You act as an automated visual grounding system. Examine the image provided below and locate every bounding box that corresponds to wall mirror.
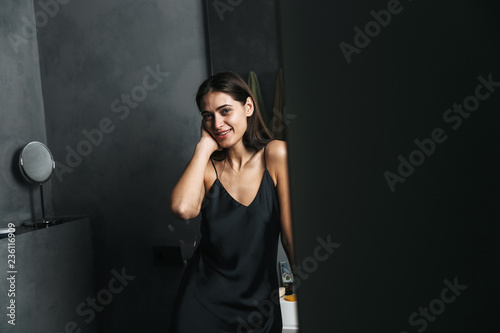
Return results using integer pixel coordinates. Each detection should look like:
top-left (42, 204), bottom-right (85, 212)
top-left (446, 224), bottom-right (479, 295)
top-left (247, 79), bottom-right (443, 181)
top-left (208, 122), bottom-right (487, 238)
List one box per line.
top-left (204, 0), bottom-right (284, 138)
top-left (204, 2), bottom-right (298, 331)
top-left (19, 141), bottom-right (58, 226)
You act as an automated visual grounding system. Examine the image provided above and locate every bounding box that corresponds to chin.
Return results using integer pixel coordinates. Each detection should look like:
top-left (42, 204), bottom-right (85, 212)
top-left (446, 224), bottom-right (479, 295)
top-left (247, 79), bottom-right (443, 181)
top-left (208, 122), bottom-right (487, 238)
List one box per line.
top-left (218, 141), bottom-right (233, 149)
top-left (219, 138), bottom-right (239, 149)
top-left (215, 131), bottom-right (243, 149)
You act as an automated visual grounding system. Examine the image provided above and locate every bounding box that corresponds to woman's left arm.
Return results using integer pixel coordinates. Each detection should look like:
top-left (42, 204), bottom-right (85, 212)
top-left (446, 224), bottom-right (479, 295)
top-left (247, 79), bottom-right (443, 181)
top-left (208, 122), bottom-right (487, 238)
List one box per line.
top-left (267, 140), bottom-right (294, 267)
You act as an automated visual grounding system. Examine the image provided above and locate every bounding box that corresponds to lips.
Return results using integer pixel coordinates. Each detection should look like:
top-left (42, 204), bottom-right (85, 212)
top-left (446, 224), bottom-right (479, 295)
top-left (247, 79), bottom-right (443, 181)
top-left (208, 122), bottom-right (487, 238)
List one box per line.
top-left (214, 129), bottom-right (231, 139)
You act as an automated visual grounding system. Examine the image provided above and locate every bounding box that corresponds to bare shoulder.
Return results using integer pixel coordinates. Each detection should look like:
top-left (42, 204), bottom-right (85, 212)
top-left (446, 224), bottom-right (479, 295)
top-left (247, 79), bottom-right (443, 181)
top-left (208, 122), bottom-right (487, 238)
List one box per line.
top-left (265, 140), bottom-right (288, 161)
top-left (265, 140), bottom-right (288, 185)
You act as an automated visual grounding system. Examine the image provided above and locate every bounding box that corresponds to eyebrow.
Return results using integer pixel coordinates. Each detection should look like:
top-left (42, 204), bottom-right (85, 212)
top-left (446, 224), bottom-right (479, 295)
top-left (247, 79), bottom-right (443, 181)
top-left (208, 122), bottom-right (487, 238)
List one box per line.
top-left (202, 104), bottom-right (232, 113)
top-left (216, 104), bottom-right (232, 111)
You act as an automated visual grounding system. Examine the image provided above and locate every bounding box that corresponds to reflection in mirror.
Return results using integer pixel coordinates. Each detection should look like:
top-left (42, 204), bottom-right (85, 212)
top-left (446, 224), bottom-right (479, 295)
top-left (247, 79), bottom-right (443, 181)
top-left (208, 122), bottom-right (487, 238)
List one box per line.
top-left (204, 0), bottom-right (284, 138)
top-left (19, 141), bottom-right (58, 226)
top-left (191, 2), bottom-right (299, 331)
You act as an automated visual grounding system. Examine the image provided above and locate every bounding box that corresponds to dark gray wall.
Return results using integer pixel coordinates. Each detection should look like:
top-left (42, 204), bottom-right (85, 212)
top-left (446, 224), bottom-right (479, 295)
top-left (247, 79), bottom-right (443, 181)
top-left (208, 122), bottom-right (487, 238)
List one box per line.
top-left (1, 4), bottom-right (95, 332)
top-left (36, 0), bottom-right (208, 331)
top-left (0, 218), bottom-right (95, 333)
top-left (280, 0), bottom-right (500, 332)
top-left (0, 0), bottom-right (52, 226)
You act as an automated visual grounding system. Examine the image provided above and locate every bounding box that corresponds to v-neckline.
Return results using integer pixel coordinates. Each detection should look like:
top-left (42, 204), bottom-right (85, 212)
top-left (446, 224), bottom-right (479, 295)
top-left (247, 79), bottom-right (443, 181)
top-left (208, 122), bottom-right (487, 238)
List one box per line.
top-left (215, 169), bottom-right (268, 208)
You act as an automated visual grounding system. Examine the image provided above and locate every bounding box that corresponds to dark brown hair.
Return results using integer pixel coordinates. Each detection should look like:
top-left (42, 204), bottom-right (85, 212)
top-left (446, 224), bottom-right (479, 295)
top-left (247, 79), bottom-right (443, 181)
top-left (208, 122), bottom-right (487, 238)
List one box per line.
top-left (196, 72), bottom-right (272, 160)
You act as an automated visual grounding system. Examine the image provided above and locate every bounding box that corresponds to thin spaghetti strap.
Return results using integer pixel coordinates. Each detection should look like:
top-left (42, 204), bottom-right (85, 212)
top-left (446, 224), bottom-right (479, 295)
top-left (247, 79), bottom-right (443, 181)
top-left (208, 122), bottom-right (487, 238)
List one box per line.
top-left (210, 158), bottom-right (218, 179)
top-left (263, 145), bottom-right (267, 169)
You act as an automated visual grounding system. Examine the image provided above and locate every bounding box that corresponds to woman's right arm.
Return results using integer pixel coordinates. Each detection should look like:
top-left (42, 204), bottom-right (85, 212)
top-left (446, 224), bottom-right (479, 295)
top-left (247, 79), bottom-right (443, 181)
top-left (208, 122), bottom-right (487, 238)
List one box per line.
top-left (169, 128), bottom-right (219, 220)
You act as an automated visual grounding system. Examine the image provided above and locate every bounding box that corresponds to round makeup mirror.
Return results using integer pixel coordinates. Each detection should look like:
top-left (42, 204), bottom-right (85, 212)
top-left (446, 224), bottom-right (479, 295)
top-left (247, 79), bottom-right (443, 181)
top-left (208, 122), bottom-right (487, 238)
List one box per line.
top-left (19, 141), bottom-right (58, 226)
top-left (19, 141), bottom-right (55, 183)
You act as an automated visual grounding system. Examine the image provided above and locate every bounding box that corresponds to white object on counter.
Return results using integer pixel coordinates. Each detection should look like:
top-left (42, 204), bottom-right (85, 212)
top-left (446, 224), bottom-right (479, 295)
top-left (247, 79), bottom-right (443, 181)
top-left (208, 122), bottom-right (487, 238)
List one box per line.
top-left (280, 296), bottom-right (299, 333)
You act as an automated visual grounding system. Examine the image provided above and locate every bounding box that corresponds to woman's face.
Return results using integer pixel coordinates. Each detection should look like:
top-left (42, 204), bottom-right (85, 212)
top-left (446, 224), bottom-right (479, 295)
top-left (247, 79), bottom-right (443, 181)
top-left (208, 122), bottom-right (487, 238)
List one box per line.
top-left (200, 91), bottom-right (254, 149)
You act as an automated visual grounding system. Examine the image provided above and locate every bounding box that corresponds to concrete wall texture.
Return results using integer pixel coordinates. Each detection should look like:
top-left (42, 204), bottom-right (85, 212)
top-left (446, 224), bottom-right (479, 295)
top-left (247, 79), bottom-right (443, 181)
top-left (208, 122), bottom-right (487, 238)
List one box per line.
top-left (0, 0), bottom-right (51, 225)
top-left (36, 0), bottom-right (208, 331)
top-left (0, 218), bottom-right (95, 332)
top-left (2, 0), bottom-right (208, 331)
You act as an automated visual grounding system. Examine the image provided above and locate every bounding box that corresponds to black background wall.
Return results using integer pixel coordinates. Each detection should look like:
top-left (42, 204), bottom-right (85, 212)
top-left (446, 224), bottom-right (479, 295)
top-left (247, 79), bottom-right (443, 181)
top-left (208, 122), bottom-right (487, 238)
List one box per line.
top-left (280, 0), bottom-right (500, 332)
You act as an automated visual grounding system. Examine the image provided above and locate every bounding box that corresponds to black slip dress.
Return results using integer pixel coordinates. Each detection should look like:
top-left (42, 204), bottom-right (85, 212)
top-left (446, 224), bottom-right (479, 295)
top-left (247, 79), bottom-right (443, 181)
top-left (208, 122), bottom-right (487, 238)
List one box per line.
top-left (169, 145), bottom-right (283, 333)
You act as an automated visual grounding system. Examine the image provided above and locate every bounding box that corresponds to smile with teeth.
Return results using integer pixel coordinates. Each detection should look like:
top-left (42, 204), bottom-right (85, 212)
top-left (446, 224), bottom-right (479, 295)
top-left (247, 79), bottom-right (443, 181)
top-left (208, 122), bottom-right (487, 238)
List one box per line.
top-left (215, 129), bottom-right (231, 138)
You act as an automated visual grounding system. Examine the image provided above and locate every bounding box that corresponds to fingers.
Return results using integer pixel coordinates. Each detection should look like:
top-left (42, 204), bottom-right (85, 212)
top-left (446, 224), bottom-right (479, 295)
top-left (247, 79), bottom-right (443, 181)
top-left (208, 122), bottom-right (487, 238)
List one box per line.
top-left (199, 120), bottom-right (221, 152)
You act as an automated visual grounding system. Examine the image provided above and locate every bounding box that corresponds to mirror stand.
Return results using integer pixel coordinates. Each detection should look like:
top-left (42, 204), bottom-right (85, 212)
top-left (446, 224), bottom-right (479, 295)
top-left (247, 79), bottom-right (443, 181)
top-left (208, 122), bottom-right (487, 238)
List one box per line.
top-left (23, 184), bottom-right (61, 227)
top-left (19, 141), bottom-right (61, 228)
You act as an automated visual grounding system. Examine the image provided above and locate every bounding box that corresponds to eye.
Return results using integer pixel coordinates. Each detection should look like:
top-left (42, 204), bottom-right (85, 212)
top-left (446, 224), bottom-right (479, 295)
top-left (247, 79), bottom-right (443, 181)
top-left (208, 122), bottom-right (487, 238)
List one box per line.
top-left (202, 113), bottom-right (213, 120)
top-left (221, 108), bottom-right (231, 115)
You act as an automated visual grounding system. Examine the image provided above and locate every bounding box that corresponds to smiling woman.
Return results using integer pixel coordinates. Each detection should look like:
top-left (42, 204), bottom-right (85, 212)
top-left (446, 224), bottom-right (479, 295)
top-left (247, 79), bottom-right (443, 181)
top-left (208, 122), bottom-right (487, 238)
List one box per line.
top-left (196, 72), bottom-right (273, 161)
top-left (168, 72), bottom-right (293, 333)
top-left (200, 91), bottom-right (254, 150)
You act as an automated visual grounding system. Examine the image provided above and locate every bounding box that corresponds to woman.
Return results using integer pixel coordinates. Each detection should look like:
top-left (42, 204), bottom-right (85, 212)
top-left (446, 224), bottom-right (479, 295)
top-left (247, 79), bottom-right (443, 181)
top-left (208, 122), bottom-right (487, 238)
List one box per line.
top-left (169, 72), bottom-right (293, 332)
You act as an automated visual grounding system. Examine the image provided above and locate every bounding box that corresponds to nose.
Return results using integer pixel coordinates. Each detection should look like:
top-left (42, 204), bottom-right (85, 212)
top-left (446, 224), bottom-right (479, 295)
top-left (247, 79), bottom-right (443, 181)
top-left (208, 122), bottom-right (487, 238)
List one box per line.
top-left (214, 114), bottom-right (224, 129)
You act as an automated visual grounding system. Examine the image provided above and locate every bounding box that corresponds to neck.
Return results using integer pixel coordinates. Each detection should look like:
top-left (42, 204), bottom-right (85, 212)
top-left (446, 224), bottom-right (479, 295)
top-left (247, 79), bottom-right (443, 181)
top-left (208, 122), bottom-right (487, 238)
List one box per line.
top-left (224, 142), bottom-right (256, 172)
